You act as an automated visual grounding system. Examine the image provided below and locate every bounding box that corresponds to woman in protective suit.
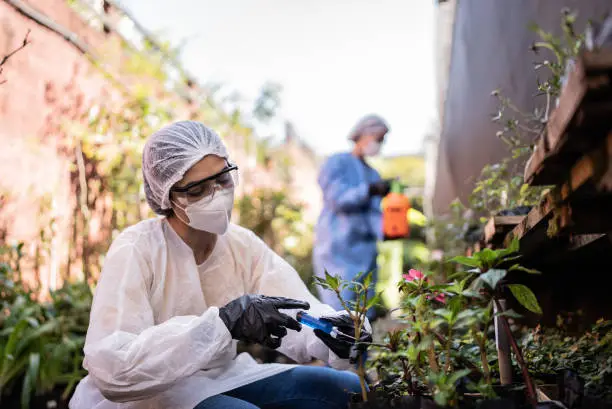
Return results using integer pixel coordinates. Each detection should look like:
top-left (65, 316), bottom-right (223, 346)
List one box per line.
top-left (313, 115), bottom-right (391, 320)
top-left (69, 121), bottom-right (371, 409)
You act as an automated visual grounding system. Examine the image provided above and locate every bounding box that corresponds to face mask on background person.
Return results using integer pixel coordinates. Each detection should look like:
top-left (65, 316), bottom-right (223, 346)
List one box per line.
top-left (362, 140), bottom-right (382, 156)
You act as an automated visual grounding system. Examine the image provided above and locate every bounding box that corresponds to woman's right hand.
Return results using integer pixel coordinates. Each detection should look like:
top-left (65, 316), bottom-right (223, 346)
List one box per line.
top-left (218, 295), bottom-right (310, 349)
top-left (368, 180), bottom-right (391, 197)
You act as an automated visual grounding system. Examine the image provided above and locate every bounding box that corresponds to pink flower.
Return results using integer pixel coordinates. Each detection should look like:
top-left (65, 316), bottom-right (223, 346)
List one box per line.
top-left (402, 269), bottom-right (446, 304)
top-left (403, 269), bottom-right (424, 282)
top-left (434, 293), bottom-right (446, 304)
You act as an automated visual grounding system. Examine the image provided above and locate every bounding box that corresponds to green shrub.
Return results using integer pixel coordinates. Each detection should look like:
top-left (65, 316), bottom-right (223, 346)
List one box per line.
top-left (0, 243), bottom-right (91, 408)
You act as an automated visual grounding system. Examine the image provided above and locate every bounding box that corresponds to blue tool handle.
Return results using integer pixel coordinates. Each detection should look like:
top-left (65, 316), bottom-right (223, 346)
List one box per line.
top-left (296, 311), bottom-right (334, 334)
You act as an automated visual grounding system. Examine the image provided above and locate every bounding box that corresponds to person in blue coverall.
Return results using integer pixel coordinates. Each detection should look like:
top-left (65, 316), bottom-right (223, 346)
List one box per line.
top-left (313, 114), bottom-right (391, 320)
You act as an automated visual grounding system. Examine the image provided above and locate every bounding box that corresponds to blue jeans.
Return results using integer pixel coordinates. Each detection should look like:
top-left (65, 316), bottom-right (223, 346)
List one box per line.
top-left (194, 366), bottom-right (362, 409)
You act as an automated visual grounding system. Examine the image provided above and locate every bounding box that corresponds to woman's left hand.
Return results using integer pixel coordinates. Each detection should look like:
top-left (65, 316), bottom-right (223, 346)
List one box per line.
top-left (313, 311), bottom-right (372, 361)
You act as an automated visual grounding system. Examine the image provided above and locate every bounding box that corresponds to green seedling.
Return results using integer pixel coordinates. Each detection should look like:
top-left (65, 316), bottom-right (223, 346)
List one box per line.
top-left (314, 271), bottom-right (382, 402)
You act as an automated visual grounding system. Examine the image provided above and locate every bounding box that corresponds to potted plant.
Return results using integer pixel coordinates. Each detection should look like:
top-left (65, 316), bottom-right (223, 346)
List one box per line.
top-left (521, 318), bottom-right (612, 409)
top-left (326, 239), bottom-right (557, 409)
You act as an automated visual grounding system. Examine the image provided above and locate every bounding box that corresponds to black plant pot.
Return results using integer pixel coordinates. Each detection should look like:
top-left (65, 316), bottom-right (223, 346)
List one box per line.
top-left (348, 391), bottom-right (429, 409)
top-left (554, 369), bottom-right (612, 409)
top-left (348, 391), bottom-right (521, 409)
top-left (347, 386), bottom-right (557, 409)
top-left (497, 206), bottom-right (533, 217)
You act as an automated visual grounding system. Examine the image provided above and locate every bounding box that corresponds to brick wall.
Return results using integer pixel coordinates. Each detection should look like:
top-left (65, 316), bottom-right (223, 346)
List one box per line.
top-left (0, 0), bottom-right (320, 290)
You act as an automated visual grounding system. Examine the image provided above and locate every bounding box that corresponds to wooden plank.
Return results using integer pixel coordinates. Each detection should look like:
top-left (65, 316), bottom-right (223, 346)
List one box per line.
top-left (525, 50), bottom-right (612, 186)
top-left (556, 197), bottom-right (612, 234)
top-left (545, 55), bottom-right (589, 155)
top-left (484, 215), bottom-right (524, 246)
top-left (506, 131), bottom-right (612, 249)
top-left (536, 387), bottom-right (555, 402)
top-left (568, 233), bottom-right (605, 250)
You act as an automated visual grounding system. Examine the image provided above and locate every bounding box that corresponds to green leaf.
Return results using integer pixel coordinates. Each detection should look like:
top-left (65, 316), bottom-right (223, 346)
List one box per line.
top-left (448, 368), bottom-right (472, 385)
top-left (314, 271), bottom-right (341, 291)
top-left (504, 237), bottom-right (520, 254)
top-left (434, 391), bottom-right (450, 407)
top-left (478, 269), bottom-right (507, 290)
top-left (433, 308), bottom-right (454, 322)
top-left (496, 309), bottom-right (523, 319)
top-left (449, 256), bottom-right (480, 268)
top-left (362, 271), bottom-right (373, 290)
top-left (0, 355), bottom-right (29, 389)
top-left (16, 320), bottom-right (58, 356)
top-left (365, 292), bottom-right (383, 311)
top-left (508, 284), bottom-right (542, 314)
top-left (324, 271), bottom-right (340, 289)
top-left (477, 248), bottom-right (498, 267)
top-left (509, 264), bottom-right (541, 274)
top-left (430, 318), bottom-right (446, 329)
top-left (447, 296), bottom-right (464, 316)
top-left (1, 319), bottom-right (28, 370)
top-left (446, 279), bottom-right (467, 294)
top-left (498, 254), bottom-right (522, 265)
top-left (462, 289), bottom-right (485, 299)
top-left (21, 353), bottom-right (40, 409)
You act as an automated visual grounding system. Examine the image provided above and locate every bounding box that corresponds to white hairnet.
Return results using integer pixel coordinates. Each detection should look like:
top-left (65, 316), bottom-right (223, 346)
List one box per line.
top-left (142, 120), bottom-right (229, 215)
top-left (347, 114), bottom-right (390, 141)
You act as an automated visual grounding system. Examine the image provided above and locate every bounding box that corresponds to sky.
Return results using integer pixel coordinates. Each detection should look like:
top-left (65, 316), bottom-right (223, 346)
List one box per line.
top-left (119, 0), bottom-right (437, 156)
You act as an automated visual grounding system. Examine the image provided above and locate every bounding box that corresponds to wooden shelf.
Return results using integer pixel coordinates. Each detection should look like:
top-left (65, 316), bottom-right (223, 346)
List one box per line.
top-left (525, 50), bottom-right (612, 186)
top-left (506, 130), bottom-right (612, 255)
top-left (483, 215), bottom-right (524, 248)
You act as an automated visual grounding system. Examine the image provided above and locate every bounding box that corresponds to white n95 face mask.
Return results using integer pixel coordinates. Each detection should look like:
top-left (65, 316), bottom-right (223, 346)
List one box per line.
top-left (174, 188), bottom-right (235, 234)
top-left (362, 140), bottom-right (381, 156)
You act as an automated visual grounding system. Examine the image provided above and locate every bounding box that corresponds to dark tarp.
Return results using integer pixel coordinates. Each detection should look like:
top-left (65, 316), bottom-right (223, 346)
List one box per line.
top-left (432, 0), bottom-right (611, 215)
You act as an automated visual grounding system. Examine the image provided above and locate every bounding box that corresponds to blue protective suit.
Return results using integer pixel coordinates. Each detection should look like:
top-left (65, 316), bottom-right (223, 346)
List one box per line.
top-left (313, 152), bottom-right (382, 316)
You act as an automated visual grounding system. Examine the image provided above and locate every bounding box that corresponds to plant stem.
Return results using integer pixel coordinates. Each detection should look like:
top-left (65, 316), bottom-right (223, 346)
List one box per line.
top-left (75, 140), bottom-right (92, 280)
top-left (363, 342), bottom-right (389, 349)
top-left (421, 321), bottom-right (439, 372)
top-left (423, 327), bottom-right (440, 373)
top-left (478, 333), bottom-right (491, 384)
top-left (444, 327), bottom-right (452, 373)
top-left (493, 298), bottom-right (537, 408)
top-left (400, 358), bottom-right (410, 381)
top-left (353, 318), bottom-right (368, 402)
top-left (411, 312), bottom-right (424, 376)
top-left (427, 343), bottom-right (440, 373)
top-left (332, 288), bottom-right (367, 401)
top-left (334, 289), bottom-right (352, 319)
top-left (0, 30), bottom-right (30, 72)
top-left (357, 357), bottom-right (368, 402)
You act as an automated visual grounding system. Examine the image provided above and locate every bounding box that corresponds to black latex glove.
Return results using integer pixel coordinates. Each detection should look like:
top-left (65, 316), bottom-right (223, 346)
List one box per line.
top-left (219, 295), bottom-right (310, 349)
top-left (313, 313), bottom-right (372, 362)
top-left (368, 180), bottom-right (391, 197)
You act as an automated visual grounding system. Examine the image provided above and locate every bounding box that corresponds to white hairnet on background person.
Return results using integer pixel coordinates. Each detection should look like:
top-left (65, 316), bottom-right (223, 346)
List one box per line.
top-left (347, 114), bottom-right (390, 141)
top-left (142, 120), bottom-right (229, 215)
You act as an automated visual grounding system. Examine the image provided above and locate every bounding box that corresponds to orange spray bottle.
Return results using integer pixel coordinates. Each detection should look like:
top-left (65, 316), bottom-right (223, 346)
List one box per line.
top-left (382, 180), bottom-right (411, 240)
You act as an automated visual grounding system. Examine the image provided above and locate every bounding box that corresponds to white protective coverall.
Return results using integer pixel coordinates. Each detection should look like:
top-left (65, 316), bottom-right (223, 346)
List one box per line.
top-left (69, 218), bottom-right (345, 409)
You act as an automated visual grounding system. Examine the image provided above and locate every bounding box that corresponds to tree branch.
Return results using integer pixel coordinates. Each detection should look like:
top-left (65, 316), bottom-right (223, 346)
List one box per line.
top-left (0, 29), bottom-right (31, 84)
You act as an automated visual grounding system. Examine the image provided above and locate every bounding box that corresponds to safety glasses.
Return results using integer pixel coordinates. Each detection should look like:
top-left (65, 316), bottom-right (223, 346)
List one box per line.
top-left (171, 162), bottom-right (239, 206)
